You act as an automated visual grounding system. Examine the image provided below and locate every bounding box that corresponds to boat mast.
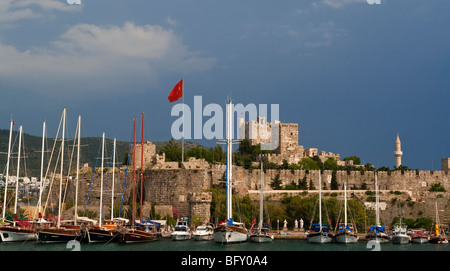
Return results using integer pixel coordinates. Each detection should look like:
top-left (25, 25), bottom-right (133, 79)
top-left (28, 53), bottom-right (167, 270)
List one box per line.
top-left (226, 100), bottom-right (233, 221)
top-left (140, 112), bottom-right (144, 223)
top-left (111, 138), bottom-right (116, 220)
top-left (344, 181), bottom-right (347, 227)
top-left (2, 120), bottom-right (14, 220)
top-left (75, 116), bottom-right (80, 225)
top-left (132, 117), bottom-right (136, 226)
top-left (99, 132), bottom-right (105, 227)
top-left (259, 162), bottom-right (264, 233)
top-left (319, 170), bottom-right (322, 232)
top-left (13, 125), bottom-right (23, 226)
top-left (38, 121), bottom-right (46, 218)
top-left (57, 108), bottom-right (66, 229)
top-left (375, 171), bottom-right (379, 226)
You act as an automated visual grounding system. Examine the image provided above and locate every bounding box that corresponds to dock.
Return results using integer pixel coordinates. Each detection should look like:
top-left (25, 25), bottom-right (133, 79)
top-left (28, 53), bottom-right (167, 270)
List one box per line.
top-left (272, 230), bottom-right (368, 240)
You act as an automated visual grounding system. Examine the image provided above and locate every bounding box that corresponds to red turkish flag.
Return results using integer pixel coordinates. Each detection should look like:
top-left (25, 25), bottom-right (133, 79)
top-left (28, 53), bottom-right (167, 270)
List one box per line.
top-left (168, 79), bottom-right (183, 102)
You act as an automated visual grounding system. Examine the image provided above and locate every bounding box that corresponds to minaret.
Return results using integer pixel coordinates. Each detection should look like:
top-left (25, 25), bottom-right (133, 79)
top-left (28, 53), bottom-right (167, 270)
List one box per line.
top-left (394, 133), bottom-right (403, 168)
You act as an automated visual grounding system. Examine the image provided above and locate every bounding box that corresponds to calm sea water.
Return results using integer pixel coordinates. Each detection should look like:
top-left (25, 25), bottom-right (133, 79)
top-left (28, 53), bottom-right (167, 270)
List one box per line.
top-left (0, 238), bottom-right (449, 252)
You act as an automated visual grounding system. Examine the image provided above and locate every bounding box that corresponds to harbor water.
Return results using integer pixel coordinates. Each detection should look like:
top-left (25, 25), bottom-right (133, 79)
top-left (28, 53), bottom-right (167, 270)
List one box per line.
top-left (0, 238), bottom-right (448, 251)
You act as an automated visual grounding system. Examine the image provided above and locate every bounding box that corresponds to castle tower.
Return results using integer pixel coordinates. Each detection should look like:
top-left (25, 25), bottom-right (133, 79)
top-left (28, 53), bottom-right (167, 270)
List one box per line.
top-left (394, 133), bottom-right (403, 168)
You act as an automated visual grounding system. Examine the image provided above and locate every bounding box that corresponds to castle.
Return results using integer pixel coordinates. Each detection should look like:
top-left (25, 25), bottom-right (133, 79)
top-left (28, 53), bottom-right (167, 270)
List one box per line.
top-left (239, 117), bottom-right (347, 166)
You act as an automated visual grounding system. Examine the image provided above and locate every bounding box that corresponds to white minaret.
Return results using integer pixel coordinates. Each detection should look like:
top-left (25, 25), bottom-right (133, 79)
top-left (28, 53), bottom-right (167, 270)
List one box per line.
top-left (394, 133), bottom-right (403, 168)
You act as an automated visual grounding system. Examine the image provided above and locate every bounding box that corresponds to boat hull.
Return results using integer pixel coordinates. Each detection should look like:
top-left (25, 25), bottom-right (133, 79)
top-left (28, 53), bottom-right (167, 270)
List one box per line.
top-left (0, 227), bottom-right (37, 242)
top-left (193, 233), bottom-right (213, 241)
top-left (307, 233), bottom-right (333, 243)
top-left (38, 228), bottom-right (82, 243)
top-left (392, 235), bottom-right (410, 244)
top-left (249, 234), bottom-right (273, 243)
top-left (83, 228), bottom-right (120, 243)
top-left (429, 236), bottom-right (448, 244)
top-left (214, 225), bottom-right (248, 244)
top-left (411, 237), bottom-right (428, 244)
top-left (171, 233), bottom-right (192, 241)
top-left (334, 232), bottom-right (358, 244)
top-left (366, 235), bottom-right (390, 243)
top-left (120, 228), bottom-right (159, 243)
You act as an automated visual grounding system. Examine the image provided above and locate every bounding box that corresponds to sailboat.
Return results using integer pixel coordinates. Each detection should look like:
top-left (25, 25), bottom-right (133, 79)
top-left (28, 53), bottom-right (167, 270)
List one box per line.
top-left (249, 162), bottom-right (273, 243)
top-left (213, 99), bottom-right (248, 244)
top-left (0, 124), bottom-right (38, 242)
top-left (429, 199), bottom-right (448, 244)
top-left (307, 171), bottom-right (334, 243)
top-left (83, 133), bottom-right (121, 243)
top-left (38, 109), bottom-right (83, 242)
top-left (334, 182), bottom-right (358, 243)
top-left (120, 114), bottom-right (159, 243)
top-left (365, 171), bottom-right (390, 243)
top-left (392, 206), bottom-right (410, 244)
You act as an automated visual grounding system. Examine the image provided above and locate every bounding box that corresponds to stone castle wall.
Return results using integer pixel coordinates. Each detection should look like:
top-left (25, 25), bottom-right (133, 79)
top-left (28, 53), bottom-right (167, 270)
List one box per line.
top-left (50, 166), bottom-right (450, 227)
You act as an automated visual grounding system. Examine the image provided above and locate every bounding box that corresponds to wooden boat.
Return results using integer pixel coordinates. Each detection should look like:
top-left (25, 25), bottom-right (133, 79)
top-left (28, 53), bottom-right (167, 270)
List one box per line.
top-left (334, 182), bottom-right (358, 244)
top-left (38, 109), bottom-right (83, 243)
top-left (0, 125), bottom-right (37, 242)
top-left (83, 223), bottom-right (120, 243)
top-left (307, 171), bottom-right (333, 243)
top-left (410, 229), bottom-right (429, 244)
top-left (38, 224), bottom-right (82, 243)
top-left (249, 162), bottom-right (273, 243)
top-left (214, 220), bottom-right (249, 244)
top-left (119, 114), bottom-right (160, 244)
top-left (119, 225), bottom-right (159, 243)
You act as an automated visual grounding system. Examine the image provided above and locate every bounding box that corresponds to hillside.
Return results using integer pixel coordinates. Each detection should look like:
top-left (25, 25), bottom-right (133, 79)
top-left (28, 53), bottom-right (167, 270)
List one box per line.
top-left (0, 129), bottom-right (202, 177)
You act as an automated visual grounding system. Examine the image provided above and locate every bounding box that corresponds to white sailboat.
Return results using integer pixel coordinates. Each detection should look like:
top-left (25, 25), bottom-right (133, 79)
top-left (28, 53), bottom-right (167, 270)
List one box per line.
top-left (307, 171), bottom-right (333, 243)
top-left (0, 124), bottom-right (38, 242)
top-left (249, 162), bottom-right (273, 243)
top-left (334, 182), bottom-right (358, 243)
top-left (213, 99), bottom-right (248, 244)
top-left (365, 171), bottom-right (390, 243)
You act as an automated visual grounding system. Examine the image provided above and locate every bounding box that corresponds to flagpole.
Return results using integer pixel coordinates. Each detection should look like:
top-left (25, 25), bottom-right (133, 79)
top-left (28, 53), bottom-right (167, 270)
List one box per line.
top-left (182, 78), bottom-right (184, 163)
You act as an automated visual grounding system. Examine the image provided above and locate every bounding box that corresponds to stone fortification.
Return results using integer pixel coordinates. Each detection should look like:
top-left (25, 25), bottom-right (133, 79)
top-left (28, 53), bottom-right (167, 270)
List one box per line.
top-left (46, 165), bottom-right (449, 227)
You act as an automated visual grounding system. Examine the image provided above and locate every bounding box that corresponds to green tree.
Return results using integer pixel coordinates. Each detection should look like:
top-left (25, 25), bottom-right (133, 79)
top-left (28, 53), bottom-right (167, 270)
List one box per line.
top-left (343, 156), bottom-right (361, 165)
top-left (298, 177), bottom-right (308, 190)
top-left (299, 158), bottom-right (319, 170)
top-left (324, 158), bottom-right (339, 170)
top-left (159, 139), bottom-right (182, 162)
top-left (330, 170), bottom-right (339, 190)
top-left (429, 182), bottom-right (446, 192)
top-left (270, 174), bottom-right (282, 190)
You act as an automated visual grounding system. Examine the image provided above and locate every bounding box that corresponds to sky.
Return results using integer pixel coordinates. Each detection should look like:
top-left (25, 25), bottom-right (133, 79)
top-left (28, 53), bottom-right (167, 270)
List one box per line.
top-left (0, 0), bottom-right (449, 170)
